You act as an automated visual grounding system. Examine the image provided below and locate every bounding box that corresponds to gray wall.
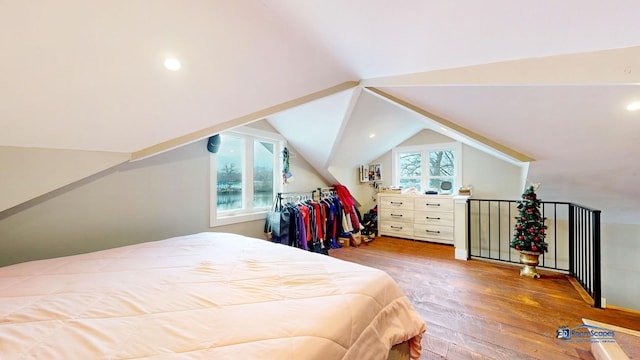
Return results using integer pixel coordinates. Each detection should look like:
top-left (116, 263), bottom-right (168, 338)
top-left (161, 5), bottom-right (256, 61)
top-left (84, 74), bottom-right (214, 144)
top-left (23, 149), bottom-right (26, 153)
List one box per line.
top-left (0, 129), bottom-right (328, 267)
top-left (0, 140), bottom-right (212, 266)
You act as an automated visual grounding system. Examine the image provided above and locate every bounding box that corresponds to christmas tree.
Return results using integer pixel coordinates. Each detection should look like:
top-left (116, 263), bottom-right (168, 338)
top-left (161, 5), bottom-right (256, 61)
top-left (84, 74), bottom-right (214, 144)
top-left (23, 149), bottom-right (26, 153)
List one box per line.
top-left (510, 184), bottom-right (548, 253)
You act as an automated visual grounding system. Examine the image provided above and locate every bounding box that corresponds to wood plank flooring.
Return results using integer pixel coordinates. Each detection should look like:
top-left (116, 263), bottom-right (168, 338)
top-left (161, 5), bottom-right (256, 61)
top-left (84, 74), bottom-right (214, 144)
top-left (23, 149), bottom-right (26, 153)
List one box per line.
top-left (330, 236), bottom-right (640, 360)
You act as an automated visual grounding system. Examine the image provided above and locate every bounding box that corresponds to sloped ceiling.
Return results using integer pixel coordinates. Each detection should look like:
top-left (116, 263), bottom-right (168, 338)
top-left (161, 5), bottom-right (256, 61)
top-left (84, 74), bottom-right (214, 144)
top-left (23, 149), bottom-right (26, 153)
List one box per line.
top-left (0, 1), bottom-right (354, 152)
top-left (268, 88), bottom-right (357, 182)
top-left (327, 90), bottom-right (431, 168)
top-left (2, 1), bottom-right (640, 223)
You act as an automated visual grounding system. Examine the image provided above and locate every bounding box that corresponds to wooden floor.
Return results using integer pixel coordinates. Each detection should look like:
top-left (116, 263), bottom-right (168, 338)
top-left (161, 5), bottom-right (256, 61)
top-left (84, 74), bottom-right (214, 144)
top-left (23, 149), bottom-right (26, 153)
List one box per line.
top-left (330, 236), bottom-right (640, 360)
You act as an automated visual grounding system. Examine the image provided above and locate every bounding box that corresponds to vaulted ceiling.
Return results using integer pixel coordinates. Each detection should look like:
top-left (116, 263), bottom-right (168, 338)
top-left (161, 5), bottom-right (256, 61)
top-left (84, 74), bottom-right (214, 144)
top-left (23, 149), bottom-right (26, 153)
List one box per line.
top-left (2, 1), bottom-right (640, 223)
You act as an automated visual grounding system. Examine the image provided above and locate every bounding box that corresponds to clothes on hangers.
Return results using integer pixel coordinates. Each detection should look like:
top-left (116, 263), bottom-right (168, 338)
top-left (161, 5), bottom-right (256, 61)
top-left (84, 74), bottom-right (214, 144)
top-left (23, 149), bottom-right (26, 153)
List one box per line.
top-left (332, 184), bottom-right (362, 231)
top-left (268, 190), bottom-right (350, 254)
top-left (269, 186), bottom-right (365, 252)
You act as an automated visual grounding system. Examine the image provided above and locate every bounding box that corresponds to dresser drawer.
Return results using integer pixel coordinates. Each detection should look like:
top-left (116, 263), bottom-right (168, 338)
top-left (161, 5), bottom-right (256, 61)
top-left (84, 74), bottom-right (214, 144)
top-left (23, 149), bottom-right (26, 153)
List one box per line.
top-left (380, 208), bottom-right (414, 223)
top-left (414, 210), bottom-right (454, 225)
top-left (379, 196), bottom-right (414, 210)
top-left (414, 224), bottom-right (454, 241)
top-left (414, 197), bottom-right (453, 212)
top-left (378, 193), bottom-right (457, 244)
top-left (380, 223), bottom-right (414, 238)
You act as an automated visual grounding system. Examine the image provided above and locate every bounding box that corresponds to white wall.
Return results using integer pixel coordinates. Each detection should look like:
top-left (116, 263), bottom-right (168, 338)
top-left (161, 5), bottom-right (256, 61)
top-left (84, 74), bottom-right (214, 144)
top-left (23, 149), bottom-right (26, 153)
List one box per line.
top-left (282, 147), bottom-right (330, 193)
top-left (357, 129), bottom-right (526, 212)
top-left (358, 150), bottom-right (392, 211)
top-left (600, 222), bottom-right (640, 310)
top-left (461, 144), bottom-right (526, 200)
top-left (328, 165), bottom-right (365, 209)
top-left (247, 120), bottom-right (329, 194)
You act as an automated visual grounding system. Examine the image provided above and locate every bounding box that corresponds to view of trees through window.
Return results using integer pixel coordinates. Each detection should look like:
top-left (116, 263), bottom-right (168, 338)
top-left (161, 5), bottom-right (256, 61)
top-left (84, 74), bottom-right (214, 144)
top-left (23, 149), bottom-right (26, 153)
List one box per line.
top-left (216, 134), bottom-right (275, 211)
top-left (428, 150), bottom-right (454, 191)
top-left (398, 152), bottom-right (422, 190)
top-left (253, 141), bottom-right (274, 207)
top-left (398, 149), bottom-right (455, 192)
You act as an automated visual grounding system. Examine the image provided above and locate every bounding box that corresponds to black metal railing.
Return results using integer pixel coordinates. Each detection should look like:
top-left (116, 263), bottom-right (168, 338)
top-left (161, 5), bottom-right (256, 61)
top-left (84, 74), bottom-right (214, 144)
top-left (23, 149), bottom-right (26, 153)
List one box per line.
top-left (466, 199), bottom-right (602, 308)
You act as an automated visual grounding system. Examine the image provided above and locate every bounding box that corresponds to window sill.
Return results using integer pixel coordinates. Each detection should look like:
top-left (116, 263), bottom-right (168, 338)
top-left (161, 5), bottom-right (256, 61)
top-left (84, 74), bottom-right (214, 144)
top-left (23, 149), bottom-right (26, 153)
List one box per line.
top-left (210, 210), bottom-right (268, 227)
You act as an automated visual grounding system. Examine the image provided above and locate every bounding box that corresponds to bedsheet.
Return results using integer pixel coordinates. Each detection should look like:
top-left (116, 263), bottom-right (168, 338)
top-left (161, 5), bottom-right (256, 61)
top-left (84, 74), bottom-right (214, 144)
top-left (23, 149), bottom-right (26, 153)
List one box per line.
top-left (0, 232), bottom-right (425, 359)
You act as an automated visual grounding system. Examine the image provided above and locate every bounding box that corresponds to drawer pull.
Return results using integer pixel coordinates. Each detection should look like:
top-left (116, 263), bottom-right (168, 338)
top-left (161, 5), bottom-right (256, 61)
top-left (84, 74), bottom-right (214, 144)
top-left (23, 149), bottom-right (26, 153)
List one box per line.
top-left (390, 213), bottom-right (403, 217)
top-left (425, 216), bottom-right (441, 220)
top-left (426, 203), bottom-right (441, 207)
top-left (424, 229), bottom-right (441, 234)
top-left (390, 201), bottom-right (403, 205)
top-left (390, 226), bottom-right (403, 230)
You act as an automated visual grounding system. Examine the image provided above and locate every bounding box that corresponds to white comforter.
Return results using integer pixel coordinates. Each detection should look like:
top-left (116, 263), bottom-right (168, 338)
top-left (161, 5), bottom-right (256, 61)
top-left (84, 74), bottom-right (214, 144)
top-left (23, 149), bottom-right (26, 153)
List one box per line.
top-left (0, 232), bottom-right (425, 359)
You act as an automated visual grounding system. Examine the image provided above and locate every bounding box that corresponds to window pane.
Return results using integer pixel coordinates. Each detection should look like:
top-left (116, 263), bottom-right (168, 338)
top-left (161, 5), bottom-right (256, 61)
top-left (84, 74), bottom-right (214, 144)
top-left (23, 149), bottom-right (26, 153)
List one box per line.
top-left (399, 152), bottom-right (421, 176)
top-left (216, 135), bottom-right (243, 210)
top-left (253, 140), bottom-right (274, 208)
top-left (429, 150), bottom-right (454, 176)
top-left (399, 178), bottom-right (421, 191)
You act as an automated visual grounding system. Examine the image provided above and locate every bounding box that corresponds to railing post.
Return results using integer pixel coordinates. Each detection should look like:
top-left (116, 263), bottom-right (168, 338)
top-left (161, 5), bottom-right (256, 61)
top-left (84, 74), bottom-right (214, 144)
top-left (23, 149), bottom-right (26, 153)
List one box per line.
top-left (568, 205), bottom-right (575, 277)
top-left (466, 198), bottom-right (471, 260)
top-left (592, 210), bottom-right (602, 308)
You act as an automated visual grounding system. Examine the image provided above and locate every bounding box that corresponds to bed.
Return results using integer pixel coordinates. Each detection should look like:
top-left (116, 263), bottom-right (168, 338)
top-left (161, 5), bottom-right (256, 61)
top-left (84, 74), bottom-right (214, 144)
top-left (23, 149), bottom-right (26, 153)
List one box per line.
top-left (0, 232), bottom-right (425, 359)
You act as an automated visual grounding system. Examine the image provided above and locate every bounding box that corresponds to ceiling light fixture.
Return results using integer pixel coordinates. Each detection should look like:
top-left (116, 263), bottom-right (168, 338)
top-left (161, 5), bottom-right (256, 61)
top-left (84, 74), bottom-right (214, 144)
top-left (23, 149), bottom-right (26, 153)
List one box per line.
top-left (627, 101), bottom-right (640, 111)
top-left (164, 58), bottom-right (181, 71)
top-left (369, 133), bottom-right (375, 138)
top-left (626, 102), bottom-right (640, 111)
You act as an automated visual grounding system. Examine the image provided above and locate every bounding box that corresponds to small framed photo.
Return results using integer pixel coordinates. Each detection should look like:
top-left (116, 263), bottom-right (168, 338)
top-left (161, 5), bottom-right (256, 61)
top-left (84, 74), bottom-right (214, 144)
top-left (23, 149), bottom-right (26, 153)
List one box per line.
top-left (368, 164), bottom-right (381, 181)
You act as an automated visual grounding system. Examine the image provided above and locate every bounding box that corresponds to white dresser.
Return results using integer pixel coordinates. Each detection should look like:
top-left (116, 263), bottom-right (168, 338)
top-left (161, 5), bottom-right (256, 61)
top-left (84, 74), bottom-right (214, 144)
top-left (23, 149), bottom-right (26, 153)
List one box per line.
top-left (378, 193), bottom-right (455, 245)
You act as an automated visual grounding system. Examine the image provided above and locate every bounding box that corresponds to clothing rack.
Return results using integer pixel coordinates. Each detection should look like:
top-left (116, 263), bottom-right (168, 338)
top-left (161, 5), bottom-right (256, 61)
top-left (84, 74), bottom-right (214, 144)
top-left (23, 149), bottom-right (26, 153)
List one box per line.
top-left (270, 189), bottom-right (336, 253)
top-left (277, 190), bottom-right (316, 202)
top-left (316, 187), bottom-right (336, 200)
top-left (268, 186), bottom-right (359, 252)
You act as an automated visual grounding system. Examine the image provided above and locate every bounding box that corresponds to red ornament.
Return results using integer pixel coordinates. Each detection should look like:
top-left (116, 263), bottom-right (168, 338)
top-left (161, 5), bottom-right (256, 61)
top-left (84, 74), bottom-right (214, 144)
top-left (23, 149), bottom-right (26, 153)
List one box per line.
top-left (527, 208), bottom-right (533, 213)
top-left (539, 229), bottom-right (545, 234)
top-left (522, 217), bottom-right (527, 221)
top-left (534, 237), bottom-right (539, 242)
top-left (515, 245), bottom-right (520, 250)
top-left (529, 228), bottom-right (535, 233)
top-left (518, 235), bottom-right (524, 240)
top-left (517, 225), bottom-right (522, 230)
top-left (531, 245), bottom-right (538, 252)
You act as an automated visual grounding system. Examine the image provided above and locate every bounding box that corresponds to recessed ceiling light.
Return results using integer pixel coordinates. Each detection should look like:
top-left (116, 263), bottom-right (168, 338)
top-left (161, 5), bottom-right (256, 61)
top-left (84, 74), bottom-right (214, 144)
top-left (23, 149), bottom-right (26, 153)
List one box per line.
top-left (626, 102), bottom-right (640, 111)
top-left (164, 58), bottom-right (181, 71)
top-left (369, 133), bottom-right (375, 138)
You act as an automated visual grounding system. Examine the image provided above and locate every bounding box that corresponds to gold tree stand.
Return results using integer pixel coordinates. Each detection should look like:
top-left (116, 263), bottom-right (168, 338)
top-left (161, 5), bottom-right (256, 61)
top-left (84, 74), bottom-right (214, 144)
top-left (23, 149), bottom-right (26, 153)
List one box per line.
top-left (519, 251), bottom-right (541, 279)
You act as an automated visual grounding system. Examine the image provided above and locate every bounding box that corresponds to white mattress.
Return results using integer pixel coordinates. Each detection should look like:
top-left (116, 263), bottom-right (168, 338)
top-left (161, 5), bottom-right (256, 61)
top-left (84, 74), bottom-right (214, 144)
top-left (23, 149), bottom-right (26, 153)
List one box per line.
top-left (0, 232), bottom-right (425, 359)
